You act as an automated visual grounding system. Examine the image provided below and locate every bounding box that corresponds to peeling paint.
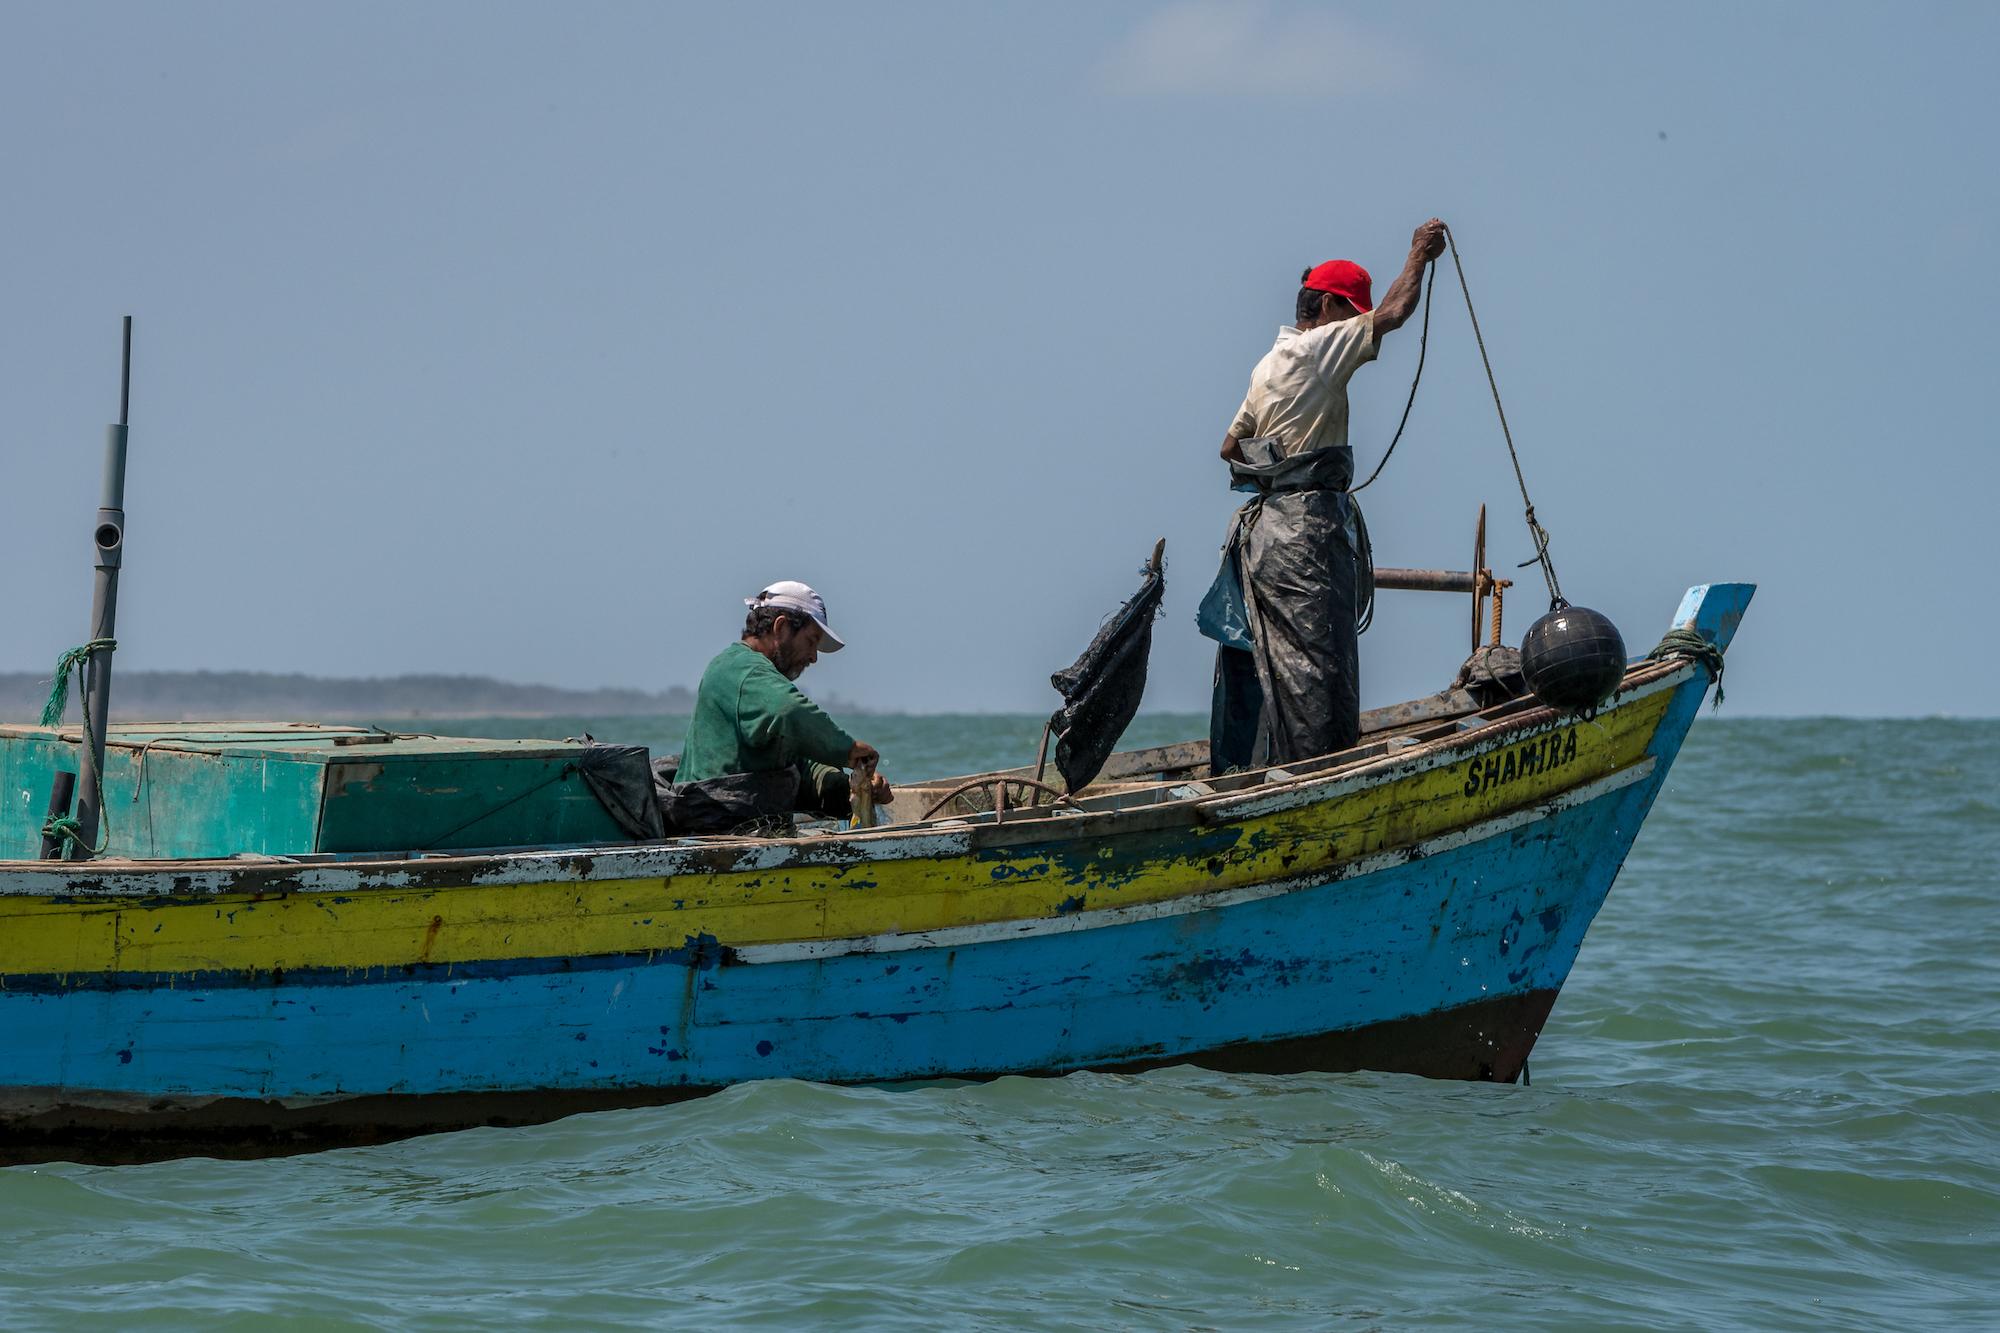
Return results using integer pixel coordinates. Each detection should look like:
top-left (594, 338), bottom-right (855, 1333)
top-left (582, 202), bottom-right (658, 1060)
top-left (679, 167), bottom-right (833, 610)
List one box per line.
top-left (0, 609), bottom-right (1748, 1158)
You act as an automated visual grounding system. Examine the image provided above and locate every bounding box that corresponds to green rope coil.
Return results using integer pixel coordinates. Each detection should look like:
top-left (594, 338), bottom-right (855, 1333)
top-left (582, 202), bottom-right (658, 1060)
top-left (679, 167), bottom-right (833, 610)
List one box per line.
top-left (1647, 627), bottom-right (1725, 709)
top-left (41, 639), bottom-right (116, 727)
top-left (39, 639), bottom-right (117, 857)
top-left (41, 813), bottom-right (88, 853)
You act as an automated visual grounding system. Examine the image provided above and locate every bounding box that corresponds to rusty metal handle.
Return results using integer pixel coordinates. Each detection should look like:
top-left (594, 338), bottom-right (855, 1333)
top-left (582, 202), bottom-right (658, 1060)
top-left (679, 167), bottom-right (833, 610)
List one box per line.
top-left (1374, 566), bottom-right (1480, 593)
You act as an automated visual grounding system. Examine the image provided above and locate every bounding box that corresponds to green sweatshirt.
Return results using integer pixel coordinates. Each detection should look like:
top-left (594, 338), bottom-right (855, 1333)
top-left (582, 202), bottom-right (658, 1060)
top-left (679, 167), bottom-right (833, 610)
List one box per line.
top-left (676, 643), bottom-right (857, 798)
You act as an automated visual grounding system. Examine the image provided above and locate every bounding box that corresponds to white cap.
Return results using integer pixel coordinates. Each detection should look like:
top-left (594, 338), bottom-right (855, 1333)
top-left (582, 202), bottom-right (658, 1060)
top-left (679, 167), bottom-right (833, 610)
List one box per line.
top-left (745, 580), bottom-right (845, 652)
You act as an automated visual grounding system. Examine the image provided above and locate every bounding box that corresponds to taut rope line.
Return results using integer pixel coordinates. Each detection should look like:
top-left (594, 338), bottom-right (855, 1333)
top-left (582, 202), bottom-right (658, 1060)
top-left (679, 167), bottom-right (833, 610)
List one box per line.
top-left (1441, 225), bottom-right (1565, 609)
top-left (1353, 227), bottom-right (1567, 610)
top-left (1351, 255), bottom-right (1434, 495)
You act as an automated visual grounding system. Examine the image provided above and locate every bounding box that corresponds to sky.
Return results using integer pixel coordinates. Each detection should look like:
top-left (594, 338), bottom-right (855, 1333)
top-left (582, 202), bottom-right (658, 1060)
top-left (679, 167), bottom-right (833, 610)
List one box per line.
top-left (3, 2), bottom-right (1994, 717)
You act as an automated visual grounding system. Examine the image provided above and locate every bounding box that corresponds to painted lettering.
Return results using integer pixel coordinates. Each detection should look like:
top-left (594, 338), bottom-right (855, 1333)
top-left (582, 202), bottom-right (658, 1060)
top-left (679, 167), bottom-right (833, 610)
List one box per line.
top-left (1464, 728), bottom-right (1581, 800)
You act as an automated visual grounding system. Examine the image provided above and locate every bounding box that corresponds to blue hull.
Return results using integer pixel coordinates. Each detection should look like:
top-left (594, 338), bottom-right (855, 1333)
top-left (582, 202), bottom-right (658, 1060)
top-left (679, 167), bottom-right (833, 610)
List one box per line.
top-left (0, 585), bottom-right (1751, 1161)
top-left (3, 761), bottom-right (1661, 1105)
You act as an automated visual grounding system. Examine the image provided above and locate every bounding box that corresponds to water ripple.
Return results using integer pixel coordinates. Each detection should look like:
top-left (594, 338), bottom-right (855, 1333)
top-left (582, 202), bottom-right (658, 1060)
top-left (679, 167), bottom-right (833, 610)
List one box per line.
top-left (4, 718), bottom-right (1997, 1328)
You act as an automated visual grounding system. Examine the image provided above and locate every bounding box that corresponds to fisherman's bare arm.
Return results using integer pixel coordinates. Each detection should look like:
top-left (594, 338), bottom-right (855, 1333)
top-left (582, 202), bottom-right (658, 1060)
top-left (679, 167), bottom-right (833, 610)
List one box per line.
top-left (1372, 219), bottom-right (1447, 339)
top-left (1220, 395), bottom-right (1256, 462)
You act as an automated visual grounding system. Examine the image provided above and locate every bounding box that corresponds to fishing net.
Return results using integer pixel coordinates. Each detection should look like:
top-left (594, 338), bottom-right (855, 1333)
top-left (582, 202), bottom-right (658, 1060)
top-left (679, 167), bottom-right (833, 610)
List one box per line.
top-left (652, 758), bottom-right (852, 836)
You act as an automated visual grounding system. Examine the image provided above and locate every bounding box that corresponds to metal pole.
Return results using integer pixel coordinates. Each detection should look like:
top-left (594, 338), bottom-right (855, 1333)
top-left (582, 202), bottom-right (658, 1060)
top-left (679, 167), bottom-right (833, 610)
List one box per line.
top-left (71, 317), bottom-right (131, 859)
top-left (1371, 567), bottom-right (1479, 594)
top-left (38, 771), bottom-right (77, 860)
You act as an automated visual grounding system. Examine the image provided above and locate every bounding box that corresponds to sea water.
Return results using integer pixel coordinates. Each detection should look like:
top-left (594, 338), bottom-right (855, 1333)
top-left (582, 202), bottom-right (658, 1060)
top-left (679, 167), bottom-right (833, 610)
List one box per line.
top-left (1, 717), bottom-right (1994, 1329)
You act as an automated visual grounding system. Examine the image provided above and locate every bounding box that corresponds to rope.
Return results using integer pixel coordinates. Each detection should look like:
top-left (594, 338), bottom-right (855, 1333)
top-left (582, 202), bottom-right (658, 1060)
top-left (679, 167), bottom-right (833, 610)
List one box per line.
top-left (1347, 228), bottom-right (1565, 609)
top-left (1349, 257), bottom-right (1436, 634)
top-left (39, 639), bottom-right (117, 857)
top-left (920, 777), bottom-right (1070, 822)
top-left (1352, 498), bottom-right (1376, 635)
top-left (41, 814), bottom-right (88, 853)
top-left (1646, 627), bottom-right (1726, 709)
top-left (1351, 257), bottom-right (1435, 494)
top-left (1442, 226), bottom-right (1565, 608)
top-left (40, 639), bottom-right (114, 727)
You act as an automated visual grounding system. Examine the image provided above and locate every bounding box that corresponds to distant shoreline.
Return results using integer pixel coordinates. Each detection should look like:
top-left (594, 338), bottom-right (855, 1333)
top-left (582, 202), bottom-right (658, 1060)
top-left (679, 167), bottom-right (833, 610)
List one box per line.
top-left (1, 671), bottom-right (1921, 724)
top-left (0, 669), bottom-right (701, 724)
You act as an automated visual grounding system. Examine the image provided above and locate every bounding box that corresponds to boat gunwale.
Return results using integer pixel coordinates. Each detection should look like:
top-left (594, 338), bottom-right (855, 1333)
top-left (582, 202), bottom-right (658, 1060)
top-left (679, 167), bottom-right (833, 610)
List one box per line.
top-left (730, 755), bottom-right (1661, 964)
top-left (0, 722), bottom-right (618, 764)
top-left (0, 657), bottom-right (1699, 898)
top-left (1192, 659), bottom-right (1686, 818)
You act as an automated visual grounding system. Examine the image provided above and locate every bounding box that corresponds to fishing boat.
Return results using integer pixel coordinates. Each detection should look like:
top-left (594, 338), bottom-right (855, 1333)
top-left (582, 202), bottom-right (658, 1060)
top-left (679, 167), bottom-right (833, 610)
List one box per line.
top-left (0, 577), bottom-right (1750, 1163)
top-left (1, 318), bottom-right (1750, 1162)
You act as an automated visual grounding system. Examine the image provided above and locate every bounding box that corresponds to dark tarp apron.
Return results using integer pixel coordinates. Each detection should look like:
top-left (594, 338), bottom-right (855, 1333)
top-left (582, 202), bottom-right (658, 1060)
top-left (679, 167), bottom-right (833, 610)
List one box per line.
top-left (1197, 440), bottom-right (1370, 773)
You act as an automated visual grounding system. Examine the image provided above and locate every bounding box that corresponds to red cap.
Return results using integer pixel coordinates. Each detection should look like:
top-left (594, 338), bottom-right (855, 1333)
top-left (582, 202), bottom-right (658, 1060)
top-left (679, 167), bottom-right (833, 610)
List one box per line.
top-left (1302, 259), bottom-right (1373, 314)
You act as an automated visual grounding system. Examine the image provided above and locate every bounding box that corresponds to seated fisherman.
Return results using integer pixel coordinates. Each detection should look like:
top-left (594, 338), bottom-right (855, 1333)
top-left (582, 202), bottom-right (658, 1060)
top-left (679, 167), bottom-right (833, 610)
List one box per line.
top-left (667, 581), bottom-right (893, 834)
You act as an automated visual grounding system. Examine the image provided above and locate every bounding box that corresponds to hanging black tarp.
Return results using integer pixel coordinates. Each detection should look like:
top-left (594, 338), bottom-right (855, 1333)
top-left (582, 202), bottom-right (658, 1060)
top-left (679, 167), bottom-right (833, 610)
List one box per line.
top-left (574, 744), bottom-right (669, 841)
top-left (1046, 545), bottom-right (1166, 794)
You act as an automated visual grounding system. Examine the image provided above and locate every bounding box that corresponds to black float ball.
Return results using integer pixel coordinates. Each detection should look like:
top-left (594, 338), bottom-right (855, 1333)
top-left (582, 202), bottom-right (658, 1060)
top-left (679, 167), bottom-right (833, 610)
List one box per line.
top-left (1520, 604), bottom-right (1627, 713)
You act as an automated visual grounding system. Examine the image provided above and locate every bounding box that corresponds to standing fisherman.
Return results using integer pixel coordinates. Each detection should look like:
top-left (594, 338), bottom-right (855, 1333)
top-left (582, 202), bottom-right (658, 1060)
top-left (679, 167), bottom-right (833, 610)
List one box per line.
top-left (1203, 218), bottom-right (1448, 772)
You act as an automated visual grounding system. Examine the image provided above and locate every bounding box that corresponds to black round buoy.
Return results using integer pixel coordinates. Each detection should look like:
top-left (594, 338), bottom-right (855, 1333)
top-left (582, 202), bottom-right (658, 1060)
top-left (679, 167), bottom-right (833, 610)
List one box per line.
top-left (1520, 604), bottom-right (1626, 713)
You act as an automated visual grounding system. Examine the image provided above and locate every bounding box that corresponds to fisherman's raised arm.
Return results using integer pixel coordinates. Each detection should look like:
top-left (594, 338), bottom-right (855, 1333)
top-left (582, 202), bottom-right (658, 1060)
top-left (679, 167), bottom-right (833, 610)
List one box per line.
top-left (1371, 218), bottom-right (1447, 339)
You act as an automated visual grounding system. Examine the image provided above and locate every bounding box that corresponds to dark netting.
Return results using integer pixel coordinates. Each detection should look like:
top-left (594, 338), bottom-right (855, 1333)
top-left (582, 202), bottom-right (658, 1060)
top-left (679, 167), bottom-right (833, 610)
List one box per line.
top-left (1451, 644), bottom-right (1527, 708)
top-left (651, 756), bottom-right (850, 836)
top-left (657, 767), bottom-right (802, 836)
top-left (1046, 555), bottom-right (1166, 793)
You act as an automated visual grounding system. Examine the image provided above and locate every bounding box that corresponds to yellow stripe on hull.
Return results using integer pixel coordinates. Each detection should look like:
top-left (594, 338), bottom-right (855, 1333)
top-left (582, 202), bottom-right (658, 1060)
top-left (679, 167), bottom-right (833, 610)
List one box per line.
top-left (0, 692), bottom-right (1670, 979)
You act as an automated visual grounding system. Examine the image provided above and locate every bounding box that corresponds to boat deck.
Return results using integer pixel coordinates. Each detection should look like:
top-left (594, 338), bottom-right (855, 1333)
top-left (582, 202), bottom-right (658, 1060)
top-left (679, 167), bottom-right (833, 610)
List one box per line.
top-left (853, 661), bottom-right (1678, 833)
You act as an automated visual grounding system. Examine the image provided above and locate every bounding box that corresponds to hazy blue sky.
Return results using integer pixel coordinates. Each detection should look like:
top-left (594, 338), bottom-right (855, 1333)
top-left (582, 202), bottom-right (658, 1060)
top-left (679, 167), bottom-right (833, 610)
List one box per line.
top-left (4, 2), bottom-right (1993, 716)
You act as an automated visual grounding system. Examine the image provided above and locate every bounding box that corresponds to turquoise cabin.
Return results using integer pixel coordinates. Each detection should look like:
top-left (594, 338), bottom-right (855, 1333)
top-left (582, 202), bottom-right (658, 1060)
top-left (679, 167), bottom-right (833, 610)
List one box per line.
top-left (0, 722), bottom-right (658, 860)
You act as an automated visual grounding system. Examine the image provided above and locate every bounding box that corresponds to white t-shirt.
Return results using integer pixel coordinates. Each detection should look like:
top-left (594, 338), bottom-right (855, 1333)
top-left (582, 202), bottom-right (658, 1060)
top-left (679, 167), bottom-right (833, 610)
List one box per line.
top-left (1228, 312), bottom-right (1377, 458)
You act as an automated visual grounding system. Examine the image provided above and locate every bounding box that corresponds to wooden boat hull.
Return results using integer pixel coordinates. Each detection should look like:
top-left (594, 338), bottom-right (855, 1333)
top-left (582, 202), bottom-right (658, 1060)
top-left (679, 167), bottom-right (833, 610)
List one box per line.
top-left (0, 585), bottom-right (1752, 1163)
